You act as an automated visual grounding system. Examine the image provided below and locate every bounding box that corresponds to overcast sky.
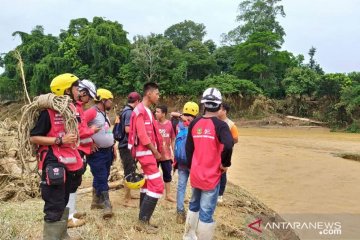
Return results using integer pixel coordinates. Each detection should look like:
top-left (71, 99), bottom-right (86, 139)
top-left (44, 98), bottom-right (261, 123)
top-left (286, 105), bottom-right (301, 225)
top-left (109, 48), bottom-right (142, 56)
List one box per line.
top-left (0, 0), bottom-right (359, 73)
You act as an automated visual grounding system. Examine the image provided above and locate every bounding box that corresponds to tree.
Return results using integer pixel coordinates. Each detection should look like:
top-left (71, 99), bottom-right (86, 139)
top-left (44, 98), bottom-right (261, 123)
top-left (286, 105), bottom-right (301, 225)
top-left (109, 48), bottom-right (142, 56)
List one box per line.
top-left (317, 73), bottom-right (351, 100)
top-left (213, 45), bottom-right (237, 74)
top-left (234, 31), bottom-right (291, 97)
top-left (348, 72), bottom-right (360, 84)
top-left (204, 40), bottom-right (216, 54)
top-left (183, 40), bottom-right (218, 80)
top-left (307, 46), bottom-right (324, 74)
top-left (164, 20), bottom-right (206, 49)
top-left (223, 0), bottom-right (285, 45)
top-left (203, 74), bottom-right (262, 96)
top-left (282, 67), bottom-right (320, 98)
top-left (1, 25), bottom-right (59, 95)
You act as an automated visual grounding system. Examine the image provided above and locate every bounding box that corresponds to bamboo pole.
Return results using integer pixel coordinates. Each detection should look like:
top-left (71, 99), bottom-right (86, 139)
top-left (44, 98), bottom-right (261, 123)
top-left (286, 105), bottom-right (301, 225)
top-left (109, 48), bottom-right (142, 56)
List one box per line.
top-left (14, 50), bottom-right (31, 104)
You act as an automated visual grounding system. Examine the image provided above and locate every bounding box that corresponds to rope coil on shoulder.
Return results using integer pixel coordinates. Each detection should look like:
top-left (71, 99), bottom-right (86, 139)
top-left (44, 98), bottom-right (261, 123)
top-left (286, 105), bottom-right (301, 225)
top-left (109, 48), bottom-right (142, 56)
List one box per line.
top-left (17, 93), bottom-right (79, 173)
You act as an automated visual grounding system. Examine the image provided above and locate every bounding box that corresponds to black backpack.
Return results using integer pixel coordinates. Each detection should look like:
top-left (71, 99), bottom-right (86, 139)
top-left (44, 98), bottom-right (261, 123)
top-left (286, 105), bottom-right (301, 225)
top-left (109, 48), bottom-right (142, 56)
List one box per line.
top-left (113, 107), bottom-right (132, 142)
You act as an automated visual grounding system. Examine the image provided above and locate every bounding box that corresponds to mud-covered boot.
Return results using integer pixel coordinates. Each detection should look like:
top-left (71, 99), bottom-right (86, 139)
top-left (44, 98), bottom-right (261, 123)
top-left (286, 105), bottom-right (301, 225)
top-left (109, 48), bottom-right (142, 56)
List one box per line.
top-left (61, 208), bottom-right (82, 240)
top-left (176, 211), bottom-right (186, 224)
top-left (135, 195), bottom-right (159, 234)
top-left (91, 188), bottom-right (104, 209)
top-left (196, 221), bottom-right (216, 240)
top-left (183, 210), bottom-right (199, 240)
top-left (101, 191), bottom-right (113, 219)
top-left (43, 220), bottom-right (65, 240)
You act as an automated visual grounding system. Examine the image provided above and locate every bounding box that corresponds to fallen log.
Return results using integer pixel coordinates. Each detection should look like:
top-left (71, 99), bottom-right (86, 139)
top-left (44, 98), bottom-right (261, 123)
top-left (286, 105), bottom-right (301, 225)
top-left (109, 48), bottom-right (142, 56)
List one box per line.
top-left (77, 180), bottom-right (124, 195)
top-left (286, 115), bottom-right (325, 125)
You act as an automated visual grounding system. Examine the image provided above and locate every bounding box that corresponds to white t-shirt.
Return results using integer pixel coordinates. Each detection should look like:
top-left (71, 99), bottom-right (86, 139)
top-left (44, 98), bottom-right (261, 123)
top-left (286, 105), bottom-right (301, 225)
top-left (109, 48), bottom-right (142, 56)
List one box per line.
top-left (145, 106), bottom-right (153, 123)
top-left (89, 108), bottom-right (114, 148)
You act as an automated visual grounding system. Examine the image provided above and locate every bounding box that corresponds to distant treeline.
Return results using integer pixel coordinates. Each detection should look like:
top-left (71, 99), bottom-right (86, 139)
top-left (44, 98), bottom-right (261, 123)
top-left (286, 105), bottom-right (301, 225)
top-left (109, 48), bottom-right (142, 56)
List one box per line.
top-left (0, 0), bottom-right (359, 130)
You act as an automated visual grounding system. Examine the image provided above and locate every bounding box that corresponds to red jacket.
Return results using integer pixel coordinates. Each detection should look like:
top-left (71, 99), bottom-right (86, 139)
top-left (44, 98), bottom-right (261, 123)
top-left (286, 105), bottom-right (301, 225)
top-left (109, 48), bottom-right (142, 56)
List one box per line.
top-left (128, 102), bottom-right (162, 158)
top-left (186, 117), bottom-right (233, 190)
top-left (38, 109), bottom-right (83, 172)
top-left (75, 101), bottom-right (94, 155)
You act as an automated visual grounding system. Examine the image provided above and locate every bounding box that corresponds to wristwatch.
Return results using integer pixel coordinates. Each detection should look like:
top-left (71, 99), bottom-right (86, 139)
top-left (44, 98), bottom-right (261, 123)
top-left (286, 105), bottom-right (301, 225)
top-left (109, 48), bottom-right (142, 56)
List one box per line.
top-left (55, 137), bottom-right (63, 145)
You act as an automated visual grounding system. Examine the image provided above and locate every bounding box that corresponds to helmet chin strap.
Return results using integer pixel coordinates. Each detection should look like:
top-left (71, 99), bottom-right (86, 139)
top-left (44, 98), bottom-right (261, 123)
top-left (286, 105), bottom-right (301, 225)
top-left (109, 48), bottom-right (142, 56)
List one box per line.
top-left (65, 89), bottom-right (76, 102)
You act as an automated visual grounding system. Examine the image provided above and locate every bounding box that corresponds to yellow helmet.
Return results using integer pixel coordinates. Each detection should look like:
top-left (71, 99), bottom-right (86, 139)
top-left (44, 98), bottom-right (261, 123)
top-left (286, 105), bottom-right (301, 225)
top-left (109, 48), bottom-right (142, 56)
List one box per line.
top-left (96, 88), bottom-right (114, 100)
top-left (50, 73), bottom-right (79, 96)
top-left (125, 172), bottom-right (145, 190)
top-left (183, 101), bottom-right (199, 117)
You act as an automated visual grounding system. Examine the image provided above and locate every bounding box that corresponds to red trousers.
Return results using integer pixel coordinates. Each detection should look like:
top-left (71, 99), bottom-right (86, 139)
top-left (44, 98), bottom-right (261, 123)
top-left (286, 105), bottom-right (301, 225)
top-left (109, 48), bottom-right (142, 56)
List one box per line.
top-left (138, 155), bottom-right (164, 198)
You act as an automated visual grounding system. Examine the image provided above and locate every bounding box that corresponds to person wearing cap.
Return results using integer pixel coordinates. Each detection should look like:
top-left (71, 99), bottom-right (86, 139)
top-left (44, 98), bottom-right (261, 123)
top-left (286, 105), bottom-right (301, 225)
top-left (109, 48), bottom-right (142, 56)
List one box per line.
top-left (65, 79), bottom-right (100, 228)
top-left (117, 91), bottom-right (141, 207)
top-left (183, 88), bottom-right (234, 240)
top-left (85, 88), bottom-right (115, 219)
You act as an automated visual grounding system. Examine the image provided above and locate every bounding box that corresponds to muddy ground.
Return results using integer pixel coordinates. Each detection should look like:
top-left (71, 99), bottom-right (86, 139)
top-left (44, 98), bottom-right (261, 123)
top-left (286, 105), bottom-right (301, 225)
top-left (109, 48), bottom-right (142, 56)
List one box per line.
top-left (2, 101), bottom-right (359, 239)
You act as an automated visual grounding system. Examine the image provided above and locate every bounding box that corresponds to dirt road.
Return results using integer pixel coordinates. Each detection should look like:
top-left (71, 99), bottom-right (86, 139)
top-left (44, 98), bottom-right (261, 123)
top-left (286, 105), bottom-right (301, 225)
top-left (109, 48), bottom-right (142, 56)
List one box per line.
top-left (228, 127), bottom-right (360, 214)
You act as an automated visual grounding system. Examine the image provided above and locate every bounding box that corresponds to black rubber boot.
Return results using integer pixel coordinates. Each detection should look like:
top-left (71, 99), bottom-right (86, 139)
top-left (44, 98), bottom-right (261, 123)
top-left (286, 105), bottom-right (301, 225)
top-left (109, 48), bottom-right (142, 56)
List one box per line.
top-left (136, 195), bottom-right (159, 234)
top-left (101, 191), bottom-right (113, 219)
top-left (139, 192), bottom-right (146, 208)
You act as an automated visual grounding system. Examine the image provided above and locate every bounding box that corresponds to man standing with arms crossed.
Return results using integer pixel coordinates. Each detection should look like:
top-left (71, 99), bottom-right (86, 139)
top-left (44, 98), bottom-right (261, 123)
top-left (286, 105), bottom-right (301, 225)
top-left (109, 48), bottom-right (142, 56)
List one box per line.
top-left (128, 82), bottom-right (163, 234)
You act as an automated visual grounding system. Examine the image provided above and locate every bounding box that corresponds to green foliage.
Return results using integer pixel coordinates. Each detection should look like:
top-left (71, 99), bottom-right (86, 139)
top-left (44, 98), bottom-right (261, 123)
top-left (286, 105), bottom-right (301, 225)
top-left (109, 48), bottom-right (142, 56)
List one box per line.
top-left (348, 72), bottom-right (360, 84)
top-left (183, 40), bottom-right (218, 80)
top-left (223, 0), bottom-right (285, 45)
top-left (203, 74), bottom-right (262, 95)
top-left (283, 67), bottom-right (320, 97)
top-left (164, 20), bottom-right (206, 49)
top-left (213, 46), bottom-right (236, 73)
top-left (0, 13), bottom-right (358, 129)
top-left (317, 73), bottom-right (351, 99)
top-left (176, 74), bottom-right (262, 97)
top-left (234, 31), bottom-right (296, 98)
top-left (338, 83), bottom-right (360, 120)
top-left (307, 46), bottom-right (324, 75)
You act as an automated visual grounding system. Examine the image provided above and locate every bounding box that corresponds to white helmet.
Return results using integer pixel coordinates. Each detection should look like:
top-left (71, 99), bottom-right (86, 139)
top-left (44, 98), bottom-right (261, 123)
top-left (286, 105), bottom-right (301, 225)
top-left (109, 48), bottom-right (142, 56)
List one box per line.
top-left (201, 87), bottom-right (222, 109)
top-left (79, 79), bottom-right (97, 98)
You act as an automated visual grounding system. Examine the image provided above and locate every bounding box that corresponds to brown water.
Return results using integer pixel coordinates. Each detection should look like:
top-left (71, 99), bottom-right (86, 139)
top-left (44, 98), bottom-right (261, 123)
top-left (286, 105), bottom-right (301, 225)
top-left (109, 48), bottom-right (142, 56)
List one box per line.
top-left (228, 127), bottom-right (360, 214)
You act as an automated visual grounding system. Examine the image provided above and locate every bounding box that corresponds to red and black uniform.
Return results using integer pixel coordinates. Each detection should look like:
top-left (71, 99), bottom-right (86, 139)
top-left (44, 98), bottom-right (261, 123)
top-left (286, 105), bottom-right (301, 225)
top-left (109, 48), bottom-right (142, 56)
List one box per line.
top-left (186, 116), bottom-right (233, 190)
top-left (31, 109), bottom-right (83, 222)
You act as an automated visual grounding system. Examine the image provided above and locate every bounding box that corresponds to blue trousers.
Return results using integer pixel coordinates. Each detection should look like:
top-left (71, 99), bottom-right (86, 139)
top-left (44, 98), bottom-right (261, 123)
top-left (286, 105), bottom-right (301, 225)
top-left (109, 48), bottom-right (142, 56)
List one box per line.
top-left (176, 166), bottom-right (190, 213)
top-left (87, 147), bottom-right (113, 195)
top-left (189, 183), bottom-right (220, 223)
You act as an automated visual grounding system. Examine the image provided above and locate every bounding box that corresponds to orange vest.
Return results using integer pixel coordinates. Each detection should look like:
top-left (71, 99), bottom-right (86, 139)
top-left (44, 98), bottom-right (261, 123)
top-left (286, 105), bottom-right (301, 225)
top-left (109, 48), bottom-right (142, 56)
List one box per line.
top-left (128, 102), bottom-right (162, 158)
top-left (38, 109), bottom-right (83, 172)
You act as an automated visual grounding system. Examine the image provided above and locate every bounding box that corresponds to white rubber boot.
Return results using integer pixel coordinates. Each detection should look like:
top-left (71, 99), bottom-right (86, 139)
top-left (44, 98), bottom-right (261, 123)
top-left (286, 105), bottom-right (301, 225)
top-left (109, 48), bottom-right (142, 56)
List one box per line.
top-left (197, 221), bottom-right (216, 240)
top-left (66, 193), bottom-right (76, 219)
top-left (183, 210), bottom-right (199, 240)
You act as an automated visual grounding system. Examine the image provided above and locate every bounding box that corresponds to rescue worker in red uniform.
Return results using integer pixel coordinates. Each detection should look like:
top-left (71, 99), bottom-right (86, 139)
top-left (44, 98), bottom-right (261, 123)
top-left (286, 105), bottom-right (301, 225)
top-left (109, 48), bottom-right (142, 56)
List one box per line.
top-left (30, 73), bottom-right (83, 240)
top-left (65, 79), bottom-right (99, 228)
top-left (128, 82), bottom-right (163, 234)
top-left (183, 88), bottom-right (234, 240)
